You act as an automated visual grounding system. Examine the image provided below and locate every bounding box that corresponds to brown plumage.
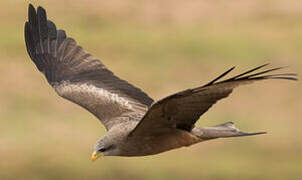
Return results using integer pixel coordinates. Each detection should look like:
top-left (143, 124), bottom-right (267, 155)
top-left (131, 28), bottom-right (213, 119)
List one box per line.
top-left (25, 4), bottom-right (297, 159)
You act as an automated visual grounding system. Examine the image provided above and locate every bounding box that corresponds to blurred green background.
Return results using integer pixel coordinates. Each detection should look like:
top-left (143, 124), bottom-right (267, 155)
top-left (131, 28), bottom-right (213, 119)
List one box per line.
top-left (0, 0), bottom-right (301, 179)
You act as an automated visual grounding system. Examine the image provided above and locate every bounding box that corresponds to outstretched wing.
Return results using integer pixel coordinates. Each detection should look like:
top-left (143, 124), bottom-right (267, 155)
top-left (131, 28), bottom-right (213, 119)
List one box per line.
top-left (129, 64), bottom-right (297, 136)
top-left (25, 4), bottom-right (154, 130)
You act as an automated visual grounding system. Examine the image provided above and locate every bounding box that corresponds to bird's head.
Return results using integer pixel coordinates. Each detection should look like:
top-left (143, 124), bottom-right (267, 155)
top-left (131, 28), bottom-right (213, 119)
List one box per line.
top-left (91, 133), bottom-right (122, 161)
top-left (91, 123), bottom-right (136, 160)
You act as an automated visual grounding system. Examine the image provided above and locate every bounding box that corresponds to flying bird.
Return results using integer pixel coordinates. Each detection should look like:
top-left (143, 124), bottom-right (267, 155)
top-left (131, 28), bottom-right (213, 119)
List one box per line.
top-left (24, 4), bottom-right (297, 161)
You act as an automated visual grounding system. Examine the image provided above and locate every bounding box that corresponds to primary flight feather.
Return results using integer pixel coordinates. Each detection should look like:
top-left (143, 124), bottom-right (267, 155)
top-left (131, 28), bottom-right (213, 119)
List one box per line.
top-left (24, 4), bottom-right (297, 160)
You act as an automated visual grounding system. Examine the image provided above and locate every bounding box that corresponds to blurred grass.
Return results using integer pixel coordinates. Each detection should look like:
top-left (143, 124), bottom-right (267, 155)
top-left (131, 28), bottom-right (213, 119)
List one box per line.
top-left (0, 0), bottom-right (302, 179)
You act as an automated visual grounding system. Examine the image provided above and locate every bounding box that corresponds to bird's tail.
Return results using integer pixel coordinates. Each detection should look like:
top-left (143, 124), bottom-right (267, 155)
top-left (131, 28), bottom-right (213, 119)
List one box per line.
top-left (191, 122), bottom-right (266, 140)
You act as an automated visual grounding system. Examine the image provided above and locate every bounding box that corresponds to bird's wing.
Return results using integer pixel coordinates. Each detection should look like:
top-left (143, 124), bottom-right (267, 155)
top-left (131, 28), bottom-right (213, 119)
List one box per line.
top-left (25, 4), bottom-right (153, 130)
top-left (129, 64), bottom-right (297, 136)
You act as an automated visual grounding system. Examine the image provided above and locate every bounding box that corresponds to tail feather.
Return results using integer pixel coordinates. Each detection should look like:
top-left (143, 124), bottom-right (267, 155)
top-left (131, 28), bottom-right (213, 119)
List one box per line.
top-left (191, 122), bottom-right (266, 140)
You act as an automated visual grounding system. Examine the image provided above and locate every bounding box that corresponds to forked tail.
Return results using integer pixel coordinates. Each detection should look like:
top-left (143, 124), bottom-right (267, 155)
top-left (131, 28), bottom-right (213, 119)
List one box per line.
top-left (191, 122), bottom-right (266, 140)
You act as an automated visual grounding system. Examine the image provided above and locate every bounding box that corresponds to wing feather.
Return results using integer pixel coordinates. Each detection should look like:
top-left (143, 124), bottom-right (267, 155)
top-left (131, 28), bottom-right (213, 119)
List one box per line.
top-left (25, 4), bottom-right (153, 130)
top-left (129, 64), bottom-right (297, 136)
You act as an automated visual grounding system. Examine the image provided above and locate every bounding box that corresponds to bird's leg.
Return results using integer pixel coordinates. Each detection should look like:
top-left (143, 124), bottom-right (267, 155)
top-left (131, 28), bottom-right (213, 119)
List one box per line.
top-left (191, 122), bottom-right (266, 140)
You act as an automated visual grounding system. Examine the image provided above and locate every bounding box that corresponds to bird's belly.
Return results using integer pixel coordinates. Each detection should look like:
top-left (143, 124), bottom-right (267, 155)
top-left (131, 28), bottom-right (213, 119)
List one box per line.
top-left (123, 129), bottom-right (200, 156)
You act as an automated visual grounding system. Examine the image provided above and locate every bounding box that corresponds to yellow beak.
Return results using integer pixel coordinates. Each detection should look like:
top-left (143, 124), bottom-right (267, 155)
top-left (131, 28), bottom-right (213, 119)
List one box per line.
top-left (91, 151), bottom-right (104, 161)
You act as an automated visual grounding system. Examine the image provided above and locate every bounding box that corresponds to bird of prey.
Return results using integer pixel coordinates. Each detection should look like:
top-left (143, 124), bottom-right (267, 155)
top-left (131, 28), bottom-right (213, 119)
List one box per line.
top-left (24, 4), bottom-right (297, 161)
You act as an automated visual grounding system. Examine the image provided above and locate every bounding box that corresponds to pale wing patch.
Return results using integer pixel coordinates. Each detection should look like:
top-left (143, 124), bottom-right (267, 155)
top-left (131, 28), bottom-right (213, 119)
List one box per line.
top-left (53, 81), bottom-right (141, 128)
top-left (54, 81), bottom-right (133, 109)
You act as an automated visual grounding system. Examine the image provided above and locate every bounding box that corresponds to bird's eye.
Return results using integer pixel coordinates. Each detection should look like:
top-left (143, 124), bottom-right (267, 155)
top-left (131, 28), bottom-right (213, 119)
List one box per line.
top-left (98, 145), bottom-right (115, 152)
top-left (98, 148), bottom-right (106, 152)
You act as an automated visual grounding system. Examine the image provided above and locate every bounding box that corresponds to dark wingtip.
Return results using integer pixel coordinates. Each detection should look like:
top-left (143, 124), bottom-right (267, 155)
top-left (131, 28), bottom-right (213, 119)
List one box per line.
top-left (214, 63), bottom-right (298, 84)
top-left (268, 76), bottom-right (298, 81)
top-left (29, 3), bottom-right (35, 10)
top-left (28, 3), bottom-right (36, 22)
top-left (224, 63), bottom-right (270, 82)
top-left (37, 6), bottom-right (46, 14)
top-left (37, 5), bottom-right (48, 42)
top-left (256, 63), bottom-right (270, 69)
top-left (204, 66), bottom-right (236, 87)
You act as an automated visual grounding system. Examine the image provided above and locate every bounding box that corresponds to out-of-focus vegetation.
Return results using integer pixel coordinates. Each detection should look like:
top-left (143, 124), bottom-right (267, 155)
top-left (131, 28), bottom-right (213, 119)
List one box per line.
top-left (0, 0), bottom-right (301, 179)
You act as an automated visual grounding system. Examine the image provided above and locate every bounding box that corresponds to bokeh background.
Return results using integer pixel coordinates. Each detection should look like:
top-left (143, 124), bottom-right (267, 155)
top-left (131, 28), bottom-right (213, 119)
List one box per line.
top-left (0, 0), bottom-right (301, 179)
